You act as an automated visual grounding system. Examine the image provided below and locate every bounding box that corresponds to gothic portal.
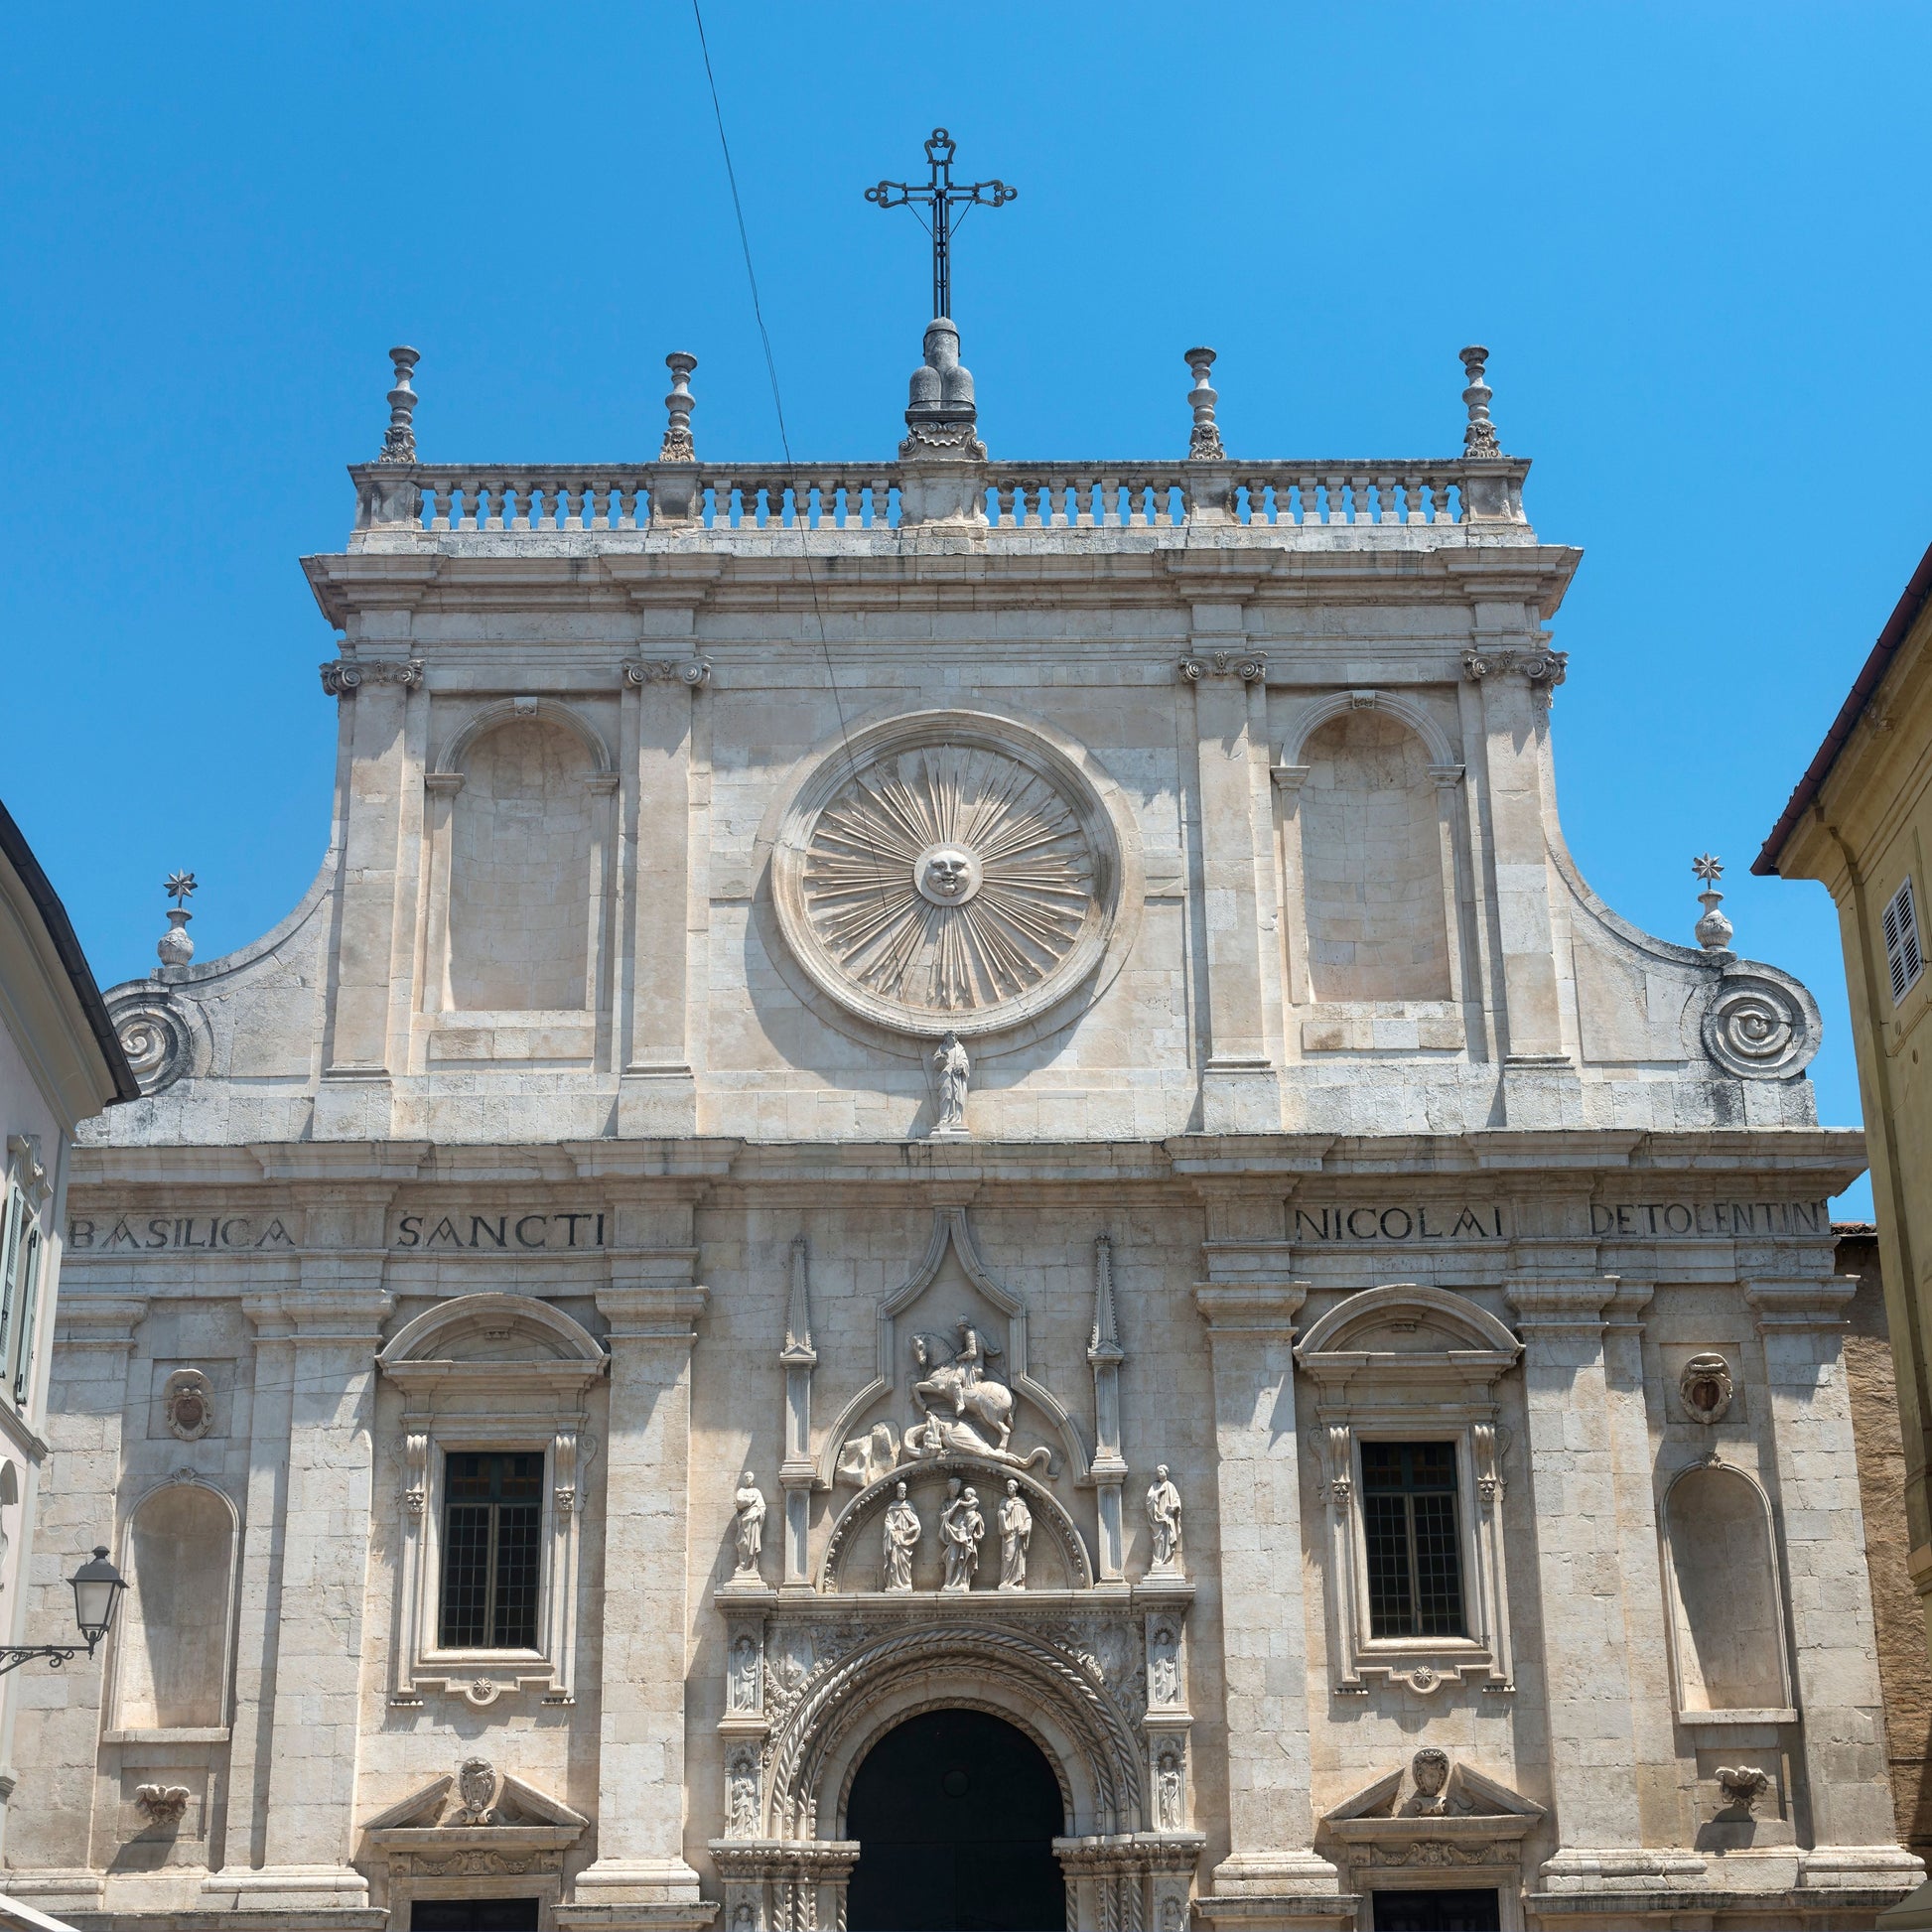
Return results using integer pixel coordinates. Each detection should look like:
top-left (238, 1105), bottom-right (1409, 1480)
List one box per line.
top-left (9, 321), bottom-right (1923, 1932)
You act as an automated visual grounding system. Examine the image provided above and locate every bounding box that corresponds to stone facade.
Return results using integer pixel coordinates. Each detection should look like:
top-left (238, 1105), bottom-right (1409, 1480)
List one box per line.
top-left (6, 337), bottom-right (1926, 1930)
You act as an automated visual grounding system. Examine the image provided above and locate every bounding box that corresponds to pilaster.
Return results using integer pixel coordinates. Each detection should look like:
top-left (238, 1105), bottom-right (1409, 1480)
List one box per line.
top-left (618, 653), bottom-right (706, 1135)
top-left (1180, 602), bottom-right (1281, 1135)
top-left (206, 1285), bottom-right (392, 1913)
top-left (318, 664), bottom-right (422, 1136)
top-left (1745, 1271), bottom-right (1925, 1886)
top-left (568, 1262), bottom-right (711, 1923)
top-left (1454, 577), bottom-right (1574, 1119)
top-left (1190, 1201), bottom-right (1337, 1907)
top-left (1504, 1269), bottom-right (1700, 1893)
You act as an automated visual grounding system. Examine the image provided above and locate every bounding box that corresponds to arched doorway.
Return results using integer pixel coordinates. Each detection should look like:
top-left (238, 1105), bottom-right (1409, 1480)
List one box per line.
top-left (845, 1709), bottom-right (1066, 1932)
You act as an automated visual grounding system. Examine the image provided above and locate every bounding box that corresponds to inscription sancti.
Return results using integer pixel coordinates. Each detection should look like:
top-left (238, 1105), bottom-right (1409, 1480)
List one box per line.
top-left (69, 1215), bottom-right (296, 1252)
top-left (1589, 1198), bottom-right (1826, 1237)
top-left (393, 1211), bottom-right (608, 1250)
top-left (1294, 1205), bottom-right (1505, 1242)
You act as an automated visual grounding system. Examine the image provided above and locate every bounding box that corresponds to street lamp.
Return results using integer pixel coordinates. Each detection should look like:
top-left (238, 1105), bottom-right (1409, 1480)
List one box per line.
top-left (0, 1546), bottom-right (126, 1677)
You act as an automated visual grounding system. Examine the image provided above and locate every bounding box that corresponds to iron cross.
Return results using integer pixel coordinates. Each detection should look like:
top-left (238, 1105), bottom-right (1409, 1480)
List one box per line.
top-left (866, 128), bottom-right (1017, 323)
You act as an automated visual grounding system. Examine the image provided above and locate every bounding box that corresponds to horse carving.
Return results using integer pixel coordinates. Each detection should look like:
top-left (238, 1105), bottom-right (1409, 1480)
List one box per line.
top-left (910, 1319), bottom-right (1014, 1452)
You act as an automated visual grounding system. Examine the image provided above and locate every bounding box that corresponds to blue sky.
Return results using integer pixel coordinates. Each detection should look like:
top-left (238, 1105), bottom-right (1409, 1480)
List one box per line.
top-left (4, 4), bottom-right (1924, 1210)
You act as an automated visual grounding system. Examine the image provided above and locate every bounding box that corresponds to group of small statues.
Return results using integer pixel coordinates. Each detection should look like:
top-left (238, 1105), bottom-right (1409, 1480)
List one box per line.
top-left (732, 1458), bottom-right (1182, 1589)
top-left (883, 1474), bottom-right (1034, 1590)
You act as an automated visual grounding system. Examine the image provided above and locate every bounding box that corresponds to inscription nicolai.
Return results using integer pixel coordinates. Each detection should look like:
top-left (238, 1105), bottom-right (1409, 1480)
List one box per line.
top-left (392, 1212), bottom-right (608, 1251)
top-left (69, 1216), bottom-right (297, 1252)
top-left (1589, 1199), bottom-right (1827, 1237)
top-left (1294, 1205), bottom-right (1506, 1242)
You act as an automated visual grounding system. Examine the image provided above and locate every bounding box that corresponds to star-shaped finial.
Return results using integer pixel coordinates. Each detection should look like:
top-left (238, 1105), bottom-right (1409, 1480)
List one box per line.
top-left (1692, 854), bottom-right (1724, 885)
top-left (164, 871), bottom-right (198, 906)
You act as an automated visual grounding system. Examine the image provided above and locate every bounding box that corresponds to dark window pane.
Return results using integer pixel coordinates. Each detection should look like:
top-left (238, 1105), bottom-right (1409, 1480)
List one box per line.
top-left (492, 1503), bottom-right (541, 1647)
top-left (1363, 1492), bottom-right (1416, 1635)
top-left (411, 1898), bottom-right (541, 1932)
top-left (440, 1452), bottom-right (544, 1651)
top-left (1360, 1442), bottom-right (1465, 1640)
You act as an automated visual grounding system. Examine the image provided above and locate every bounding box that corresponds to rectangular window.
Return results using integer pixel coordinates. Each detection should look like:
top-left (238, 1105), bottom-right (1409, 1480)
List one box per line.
top-left (1361, 1441), bottom-right (1465, 1638)
top-left (439, 1451), bottom-right (542, 1649)
top-left (1885, 876), bottom-right (1924, 1006)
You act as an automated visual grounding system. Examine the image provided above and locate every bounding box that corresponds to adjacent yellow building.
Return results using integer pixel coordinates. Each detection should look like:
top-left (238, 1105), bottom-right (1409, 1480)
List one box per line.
top-left (1759, 541), bottom-right (1932, 1657)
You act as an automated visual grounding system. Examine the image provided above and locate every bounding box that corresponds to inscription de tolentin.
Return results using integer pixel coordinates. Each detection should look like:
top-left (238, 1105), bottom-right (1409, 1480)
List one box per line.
top-left (1588, 1199), bottom-right (1827, 1237)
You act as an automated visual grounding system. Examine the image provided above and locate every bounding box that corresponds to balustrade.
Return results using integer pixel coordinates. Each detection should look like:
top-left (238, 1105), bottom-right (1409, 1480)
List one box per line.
top-left (353, 457), bottom-right (1522, 534)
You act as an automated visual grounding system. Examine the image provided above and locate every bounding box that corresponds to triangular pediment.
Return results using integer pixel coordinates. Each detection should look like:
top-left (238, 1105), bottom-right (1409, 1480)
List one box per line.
top-left (360, 1765), bottom-right (588, 1837)
top-left (1325, 1753), bottom-right (1543, 1830)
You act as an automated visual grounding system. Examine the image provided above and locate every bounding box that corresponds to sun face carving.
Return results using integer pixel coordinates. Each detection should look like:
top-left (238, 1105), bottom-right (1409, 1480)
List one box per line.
top-left (789, 740), bottom-right (1106, 1033)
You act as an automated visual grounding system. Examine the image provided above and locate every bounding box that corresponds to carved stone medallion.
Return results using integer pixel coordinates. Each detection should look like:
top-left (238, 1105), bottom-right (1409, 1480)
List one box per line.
top-left (771, 713), bottom-right (1136, 1040)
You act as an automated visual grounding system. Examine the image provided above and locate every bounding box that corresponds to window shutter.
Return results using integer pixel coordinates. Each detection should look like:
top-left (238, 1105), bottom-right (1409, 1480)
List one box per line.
top-left (1884, 877), bottom-right (1924, 1006)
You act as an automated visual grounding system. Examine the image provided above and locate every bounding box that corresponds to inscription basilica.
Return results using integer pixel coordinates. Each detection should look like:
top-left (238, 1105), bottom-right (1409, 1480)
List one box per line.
top-left (9, 312), bottom-right (1919, 1932)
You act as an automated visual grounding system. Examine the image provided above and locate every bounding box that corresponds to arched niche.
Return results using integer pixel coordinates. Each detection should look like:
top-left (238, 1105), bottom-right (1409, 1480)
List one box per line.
top-left (423, 700), bottom-right (619, 1023)
top-left (1661, 1460), bottom-right (1794, 1717)
top-left (1295, 706), bottom-right (1453, 1003)
top-left (113, 1477), bottom-right (238, 1733)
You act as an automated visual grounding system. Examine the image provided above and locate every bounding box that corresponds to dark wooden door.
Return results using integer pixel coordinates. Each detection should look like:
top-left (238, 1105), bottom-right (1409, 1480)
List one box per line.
top-left (846, 1709), bottom-right (1066, 1931)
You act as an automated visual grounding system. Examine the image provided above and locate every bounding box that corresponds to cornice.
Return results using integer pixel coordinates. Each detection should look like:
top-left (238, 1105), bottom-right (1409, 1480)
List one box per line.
top-left (63, 1128), bottom-right (1866, 1198)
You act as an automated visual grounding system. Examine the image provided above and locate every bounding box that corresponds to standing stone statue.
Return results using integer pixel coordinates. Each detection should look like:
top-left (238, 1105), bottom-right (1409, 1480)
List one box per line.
top-left (998, 1478), bottom-right (1033, 1591)
top-left (883, 1480), bottom-right (921, 1591)
top-left (1147, 1464), bottom-right (1183, 1573)
top-left (733, 1471), bottom-right (767, 1580)
top-left (933, 1031), bottom-right (970, 1133)
top-left (940, 1482), bottom-right (985, 1591)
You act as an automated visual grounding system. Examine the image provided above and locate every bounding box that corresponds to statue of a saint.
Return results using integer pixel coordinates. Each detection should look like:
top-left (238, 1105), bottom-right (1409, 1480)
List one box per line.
top-left (998, 1478), bottom-right (1032, 1591)
top-left (933, 1031), bottom-right (970, 1134)
top-left (883, 1480), bottom-right (921, 1591)
top-left (940, 1482), bottom-right (985, 1591)
top-left (954, 1312), bottom-right (991, 1390)
top-left (733, 1471), bottom-right (766, 1579)
top-left (1146, 1464), bottom-right (1183, 1573)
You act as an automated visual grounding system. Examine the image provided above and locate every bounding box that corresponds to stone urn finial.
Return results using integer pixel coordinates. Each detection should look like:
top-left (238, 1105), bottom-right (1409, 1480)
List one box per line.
top-left (378, 346), bottom-right (420, 465)
top-left (661, 352), bottom-right (698, 462)
top-left (1185, 347), bottom-right (1225, 460)
top-left (1693, 853), bottom-right (1733, 953)
top-left (1459, 345), bottom-right (1503, 460)
top-left (158, 871), bottom-right (197, 969)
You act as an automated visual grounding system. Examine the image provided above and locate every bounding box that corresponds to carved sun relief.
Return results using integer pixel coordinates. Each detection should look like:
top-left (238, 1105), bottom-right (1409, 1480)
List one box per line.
top-left (799, 745), bottom-right (1095, 1021)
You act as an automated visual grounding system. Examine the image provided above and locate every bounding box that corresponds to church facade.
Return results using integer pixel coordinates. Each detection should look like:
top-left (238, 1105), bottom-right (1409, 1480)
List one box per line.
top-left (5, 330), bottom-right (1923, 1932)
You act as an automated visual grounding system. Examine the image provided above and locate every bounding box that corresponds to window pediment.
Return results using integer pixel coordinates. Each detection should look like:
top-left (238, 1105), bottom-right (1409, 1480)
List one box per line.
top-left (378, 1294), bottom-right (608, 1402)
top-left (1297, 1285), bottom-right (1519, 1390)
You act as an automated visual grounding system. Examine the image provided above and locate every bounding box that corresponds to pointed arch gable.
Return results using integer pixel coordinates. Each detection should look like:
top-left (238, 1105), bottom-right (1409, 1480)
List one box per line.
top-left (812, 1207), bottom-right (1092, 1488)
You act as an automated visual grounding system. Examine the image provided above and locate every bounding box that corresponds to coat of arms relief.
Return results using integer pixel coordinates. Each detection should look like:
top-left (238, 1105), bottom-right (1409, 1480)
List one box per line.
top-left (710, 1211), bottom-right (1199, 1932)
